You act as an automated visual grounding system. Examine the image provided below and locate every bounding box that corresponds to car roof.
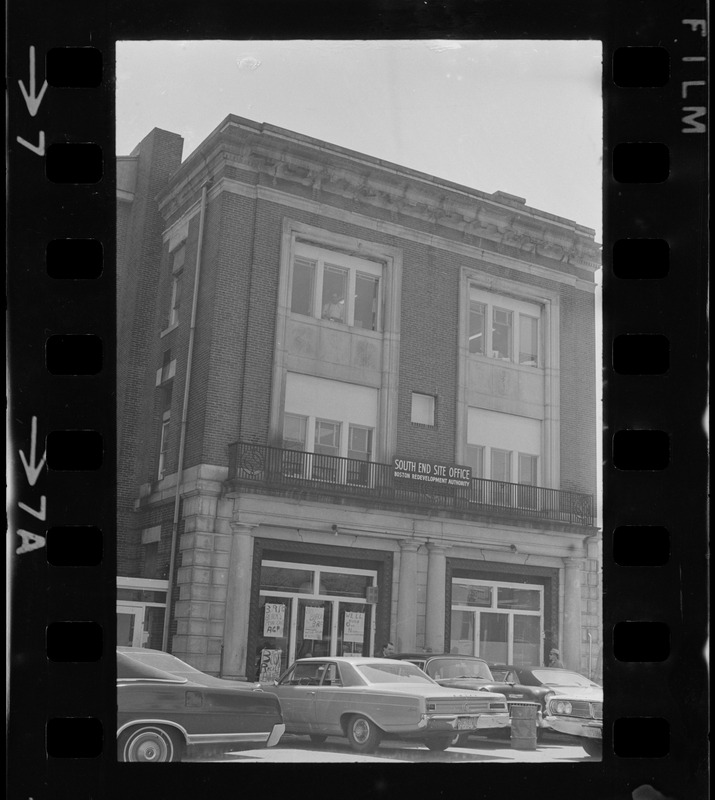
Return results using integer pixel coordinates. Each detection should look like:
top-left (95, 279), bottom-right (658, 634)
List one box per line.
top-left (396, 653), bottom-right (488, 661)
top-left (293, 656), bottom-right (408, 664)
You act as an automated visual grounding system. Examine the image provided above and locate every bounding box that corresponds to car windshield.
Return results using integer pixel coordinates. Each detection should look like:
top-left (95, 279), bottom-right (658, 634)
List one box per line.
top-left (490, 669), bottom-right (509, 681)
top-left (531, 669), bottom-right (600, 688)
top-left (356, 662), bottom-right (436, 685)
top-left (427, 658), bottom-right (492, 680)
top-left (122, 650), bottom-right (206, 680)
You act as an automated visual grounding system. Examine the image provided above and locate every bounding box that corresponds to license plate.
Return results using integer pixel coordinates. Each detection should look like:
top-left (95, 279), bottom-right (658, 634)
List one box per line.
top-left (457, 717), bottom-right (478, 730)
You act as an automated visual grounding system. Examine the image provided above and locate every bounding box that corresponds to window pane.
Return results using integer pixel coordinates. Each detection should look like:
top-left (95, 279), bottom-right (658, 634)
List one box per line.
top-left (354, 273), bottom-right (379, 330)
top-left (497, 587), bottom-right (541, 611)
top-left (260, 565), bottom-right (314, 594)
top-left (479, 612), bottom-right (509, 663)
top-left (519, 315), bottom-right (538, 365)
top-left (348, 426), bottom-right (372, 460)
top-left (450, 610), bottom-right (475, 655)
top-left (320, 571), bottom-right (372, 598)
top-left (314, 420), bottom-right (340, 454)
top-left (492, 308), bottom-right (512, 359)
top-left (465, 445), bottom-right (484, 478)
top-left (452, 582), bottom-right (492, 607)
top-left (469, 301), bottom-right (486, 354)
top-left (172, 245), bottom-right (186, 272)
top-left (283, 414), bottom-right (307, 449)
top-left (518, 453), bottom-right (538, 485)
top-left (513, 615), bottom-right (541, 666)
top-left (291, 258), bottom-right (315, 316)
top-left (491, 449), bottom-right (511, 481)
top-left (321, 266), bottom-right (347, 322)
top-left (411, 393), bottom-right (435, 426)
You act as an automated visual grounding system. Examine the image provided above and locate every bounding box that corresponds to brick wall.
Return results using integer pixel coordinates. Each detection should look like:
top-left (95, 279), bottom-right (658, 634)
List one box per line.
top-left (117, 128), bottom-right (183, 575)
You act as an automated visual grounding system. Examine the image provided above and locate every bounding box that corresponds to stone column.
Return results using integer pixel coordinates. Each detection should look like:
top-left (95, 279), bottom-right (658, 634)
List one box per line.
top-left (396, 540), bottom-right (420, 652)
top-left (563, 558), bottom-right (584, 671)
top-left (221, 522), bottom-right (254, 679)
top-left (425, 542), bottom-right (450, 653)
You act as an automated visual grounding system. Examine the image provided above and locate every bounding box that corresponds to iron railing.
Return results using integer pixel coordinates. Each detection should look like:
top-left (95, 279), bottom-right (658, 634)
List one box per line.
top-left (227, 441), bottom-right (594, 526)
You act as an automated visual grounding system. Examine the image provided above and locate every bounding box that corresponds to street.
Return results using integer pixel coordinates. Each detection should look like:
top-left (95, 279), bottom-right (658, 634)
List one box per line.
top-left (185, 731), bottom-right (598, 764)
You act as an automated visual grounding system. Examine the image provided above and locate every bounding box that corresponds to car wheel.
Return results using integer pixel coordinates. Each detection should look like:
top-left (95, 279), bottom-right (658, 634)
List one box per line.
top-left (425, 735), bottom-right (454, 751)
top-left (309, 734), bottom-right (328, 744)
top-left (346, 715), bottom-right (382, 754)
top-left (118, 724), bottom-right (185, 763)
top-left (581, 738), bottom-right (602, 758)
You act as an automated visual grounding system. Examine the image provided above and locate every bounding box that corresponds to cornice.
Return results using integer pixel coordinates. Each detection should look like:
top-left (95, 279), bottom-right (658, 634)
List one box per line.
top-left (157, 127), bottom-right (601, 274)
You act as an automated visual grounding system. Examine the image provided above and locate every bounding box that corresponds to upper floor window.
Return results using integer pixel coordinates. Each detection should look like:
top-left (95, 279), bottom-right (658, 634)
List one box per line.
top-left (411, 392), bottom-right (436, 427)
top-left (290, 243), bottom-right (382, 331)
top-left (167, 243), bottom-right (186, 328)
top-left (468, 287), bottom-right (541, 367)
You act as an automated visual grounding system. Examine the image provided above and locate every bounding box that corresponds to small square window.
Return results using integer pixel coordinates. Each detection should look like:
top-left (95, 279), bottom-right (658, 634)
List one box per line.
top-left (411, 393), bottom-right (435, 426)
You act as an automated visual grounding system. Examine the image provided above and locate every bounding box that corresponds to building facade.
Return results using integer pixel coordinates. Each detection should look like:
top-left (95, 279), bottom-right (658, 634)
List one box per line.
top-left (117, 116), bottom-right (602, 684)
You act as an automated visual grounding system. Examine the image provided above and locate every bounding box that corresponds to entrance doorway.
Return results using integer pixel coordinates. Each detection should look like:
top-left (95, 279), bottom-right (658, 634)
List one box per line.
top-left (257, 560), bottom-right (377, 677)
top-left (450, 578), bottom-right (543, 666)
top-left (117, 604), bottom-right (147, 647)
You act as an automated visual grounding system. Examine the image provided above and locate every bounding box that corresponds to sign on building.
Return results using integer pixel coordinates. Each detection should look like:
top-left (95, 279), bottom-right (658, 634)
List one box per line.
top-left (393, 457), bottom-right (472, 487)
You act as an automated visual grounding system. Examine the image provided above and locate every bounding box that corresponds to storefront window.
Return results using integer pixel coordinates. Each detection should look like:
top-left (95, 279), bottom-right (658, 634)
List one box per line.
top-left (497, 587), bottom-right (541, 611)
top-left (260, 565), bottom-right (314, 594)
top-left (258, 596), bottom-right (292, 678)
top-left (319, 571), bottom-right (372, 598)
top-left (452, 582), bottom-right (492, 607)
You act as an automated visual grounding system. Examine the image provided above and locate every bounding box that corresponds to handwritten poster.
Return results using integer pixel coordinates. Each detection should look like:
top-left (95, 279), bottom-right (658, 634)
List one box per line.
top-left (258, 649), bottom-right (282, 683)
top-left (303, 606), bottom-right (325, 640)
top-left (263, 603), bottom-right (285, 637)
top-left (343, 611), bottom-right (365, 643)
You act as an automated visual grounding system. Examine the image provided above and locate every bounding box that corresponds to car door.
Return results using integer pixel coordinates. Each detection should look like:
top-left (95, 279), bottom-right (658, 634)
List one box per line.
top-left (311, 662), bottom-right (346, 734)
top-left (273, 661), bottom-right (327, 733)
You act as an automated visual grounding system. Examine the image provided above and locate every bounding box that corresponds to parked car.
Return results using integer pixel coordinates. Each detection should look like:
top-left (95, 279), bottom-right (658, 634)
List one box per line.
top-left (268, 656), bottom-right (510, 753)
top-left (117, 647), bottom-right (285, 762)
top-left (490, 664), bottom-right (602, 756)
top-left (396, 653), bottom-right (551, 722)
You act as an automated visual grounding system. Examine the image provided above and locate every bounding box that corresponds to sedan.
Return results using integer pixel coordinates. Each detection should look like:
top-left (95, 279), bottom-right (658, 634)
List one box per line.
top-left (268, 656), bottom-right (510, 753)
top-left (490, 665), bottom-right (603, 756)
top-left (117, 647), bottom-right (285, 762)
top-left (395, 653), bottom-right (552, 739)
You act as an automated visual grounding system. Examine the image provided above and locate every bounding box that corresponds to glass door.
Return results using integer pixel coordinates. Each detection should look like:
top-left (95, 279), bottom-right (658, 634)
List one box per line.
top-left (117, 604), bottom-right (145, 647)
top-left (479, 612), bottom-right (509, 663)
top-left (337, 602), bottom-right (372, 656)
top-left (296, 599), bottom-right (333, 659)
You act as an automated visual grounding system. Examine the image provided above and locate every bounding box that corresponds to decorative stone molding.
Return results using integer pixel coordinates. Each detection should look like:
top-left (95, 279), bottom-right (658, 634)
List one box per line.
top-left (158, 121), bottom-right (601, 273)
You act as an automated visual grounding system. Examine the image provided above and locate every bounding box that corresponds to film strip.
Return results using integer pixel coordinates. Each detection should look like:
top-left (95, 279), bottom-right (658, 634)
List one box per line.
top-left (7, 1), bottom-right (708, 798)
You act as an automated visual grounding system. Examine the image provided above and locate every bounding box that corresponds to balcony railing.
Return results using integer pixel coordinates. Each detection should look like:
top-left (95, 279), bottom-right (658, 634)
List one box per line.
top-left (227, 441), bottom-right (594, 526)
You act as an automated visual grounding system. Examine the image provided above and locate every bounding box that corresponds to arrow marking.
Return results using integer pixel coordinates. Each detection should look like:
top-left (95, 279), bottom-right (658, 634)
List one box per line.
top-left (19, 416), bottom-right (47, 486)
top-left (17, 130), bottom-right (45, 157)
top-left (19, 496), bottom-right (46, 521)
top-left (18, 45), bottom-right (48, 117)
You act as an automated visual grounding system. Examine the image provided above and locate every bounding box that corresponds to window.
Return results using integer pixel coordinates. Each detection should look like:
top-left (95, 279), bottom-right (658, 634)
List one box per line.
top-left (411, 392), bottom-right (435, 426)
top-left (157, 410), bottom-right (171, 480)
top-left (155, 350), bottom-right (175, 386)
top-left (491, 449), bottom-right (512, 482)
top-left (283, 414), bottom-right (307, 450)
top-left (290, 243), bottom-right (382, 330)
top-left (467, 287), bottom-right (541, 366)
top-left (167, 244), bottom-right (185, 328)
top-left (314, 419), bottom-right (341, 457)
top-left (467, 408), bottom-right (541, 486)
top-left (518, 453), bottom-right (538, 486)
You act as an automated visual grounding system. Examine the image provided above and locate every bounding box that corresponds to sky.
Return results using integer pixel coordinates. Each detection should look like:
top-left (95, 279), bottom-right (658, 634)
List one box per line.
top-left (116, 40), bottom-right (602, 240)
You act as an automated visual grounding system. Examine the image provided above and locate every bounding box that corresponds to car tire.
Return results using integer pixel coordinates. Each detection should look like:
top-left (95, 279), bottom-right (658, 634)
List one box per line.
top-left (309, 734), bottom-right (328, 744)
top-left (581, 738), bottom-right (602, 758)
top-left (345, 715), bottom-right (382, 754)
top-left (118, 724), bottom-right (185, 763)
top-left (425, 735), bottom-right (454, 751)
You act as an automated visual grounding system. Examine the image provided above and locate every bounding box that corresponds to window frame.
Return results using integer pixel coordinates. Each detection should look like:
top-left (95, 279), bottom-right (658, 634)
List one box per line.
top-left (289, 242), bottom-right (383, 332)
top-left (467, 289), bottom-right (541, 368)
top-left (157, 409), bottom-right (171, 480)
top-left (411, 392), bottom-right (436, 427)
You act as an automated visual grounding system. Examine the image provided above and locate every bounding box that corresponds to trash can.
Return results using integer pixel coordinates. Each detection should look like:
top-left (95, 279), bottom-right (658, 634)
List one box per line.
top-left (509, 702), bottom-right (539, 750)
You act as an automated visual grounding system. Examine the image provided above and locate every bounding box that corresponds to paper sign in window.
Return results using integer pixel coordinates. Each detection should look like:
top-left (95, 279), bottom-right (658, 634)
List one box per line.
top-left (343, 611), bottom-right (365, 643)
top-left (263, 603), bottom-right (285, 637)
top-left (304, 606), bottom-right (325, 640)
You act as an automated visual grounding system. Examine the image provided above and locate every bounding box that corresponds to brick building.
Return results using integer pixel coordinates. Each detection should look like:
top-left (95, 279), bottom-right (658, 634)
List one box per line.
top-left (116, 115), bottom-right (602, 683)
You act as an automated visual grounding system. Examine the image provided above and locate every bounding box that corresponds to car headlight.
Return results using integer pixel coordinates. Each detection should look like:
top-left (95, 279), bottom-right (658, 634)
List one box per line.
top-left (553, 700), bottom-right (573, 715)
